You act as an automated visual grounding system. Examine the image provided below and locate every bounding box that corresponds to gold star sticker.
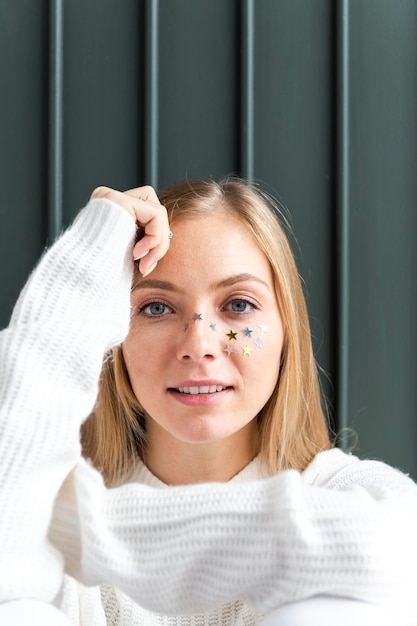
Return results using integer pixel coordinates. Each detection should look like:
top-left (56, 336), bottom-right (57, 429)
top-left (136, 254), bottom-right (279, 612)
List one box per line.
top-left (241, 344), bottom-right (252, 356)
top-left (226, 330), bottom-right (238, 340)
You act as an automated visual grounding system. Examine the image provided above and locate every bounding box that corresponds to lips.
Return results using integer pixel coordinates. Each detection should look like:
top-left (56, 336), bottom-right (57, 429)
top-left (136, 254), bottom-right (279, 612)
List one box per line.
top-left (168, 383), bottom-right (231, 406)
top-left (177, 385), bottom-right (227, 395)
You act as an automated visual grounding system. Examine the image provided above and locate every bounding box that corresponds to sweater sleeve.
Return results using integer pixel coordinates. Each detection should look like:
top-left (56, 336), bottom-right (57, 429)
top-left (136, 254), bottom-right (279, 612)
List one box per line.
top-left (0, 198), bottom-right (136, 603)
top-left (50, 453), bottom-right (417, 624)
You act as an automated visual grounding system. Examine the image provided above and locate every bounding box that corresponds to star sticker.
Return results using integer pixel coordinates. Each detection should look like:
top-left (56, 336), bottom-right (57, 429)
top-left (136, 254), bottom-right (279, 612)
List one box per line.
top-left (258, 322), bottom-right (268, 333)
top-left (226, 330), bottom-right (238, 340)
top-left (224, 344), bottom-right (235, 356)
top-left (182, 322), bottom-right (189, 332)
top-left (209, 322), bottom-right (217, 332)
top-left (254, 337), bottom-right (264, 349)
top-left (192, 313), bottom-right (203, 322)
top-left (241, 344), bottom-right (252, 356)
top-left (242, 327), bottom-right (253, 337)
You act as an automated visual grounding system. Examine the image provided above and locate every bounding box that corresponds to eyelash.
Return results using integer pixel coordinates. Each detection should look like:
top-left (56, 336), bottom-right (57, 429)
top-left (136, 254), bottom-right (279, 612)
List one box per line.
top-left (137, 297), bottom-right (259, 319)
top-left (222, 298), bottom-right (259, 315)
top-left (137, 300), bottom-right (174, 318)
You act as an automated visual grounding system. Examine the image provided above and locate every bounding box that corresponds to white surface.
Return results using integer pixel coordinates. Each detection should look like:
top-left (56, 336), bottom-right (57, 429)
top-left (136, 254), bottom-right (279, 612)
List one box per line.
top-left (261, 597), bottom-right (392, 626)
top-left (0, 600), bottom-right (72, 625)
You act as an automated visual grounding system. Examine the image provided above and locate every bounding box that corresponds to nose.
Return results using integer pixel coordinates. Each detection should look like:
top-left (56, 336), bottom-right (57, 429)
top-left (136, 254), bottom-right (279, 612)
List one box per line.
top-left (176, 317), bottom-right (220, 362)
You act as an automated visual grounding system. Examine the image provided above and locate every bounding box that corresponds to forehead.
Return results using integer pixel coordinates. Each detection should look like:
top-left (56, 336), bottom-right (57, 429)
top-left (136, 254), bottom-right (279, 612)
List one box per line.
top-left (173, 211), bottom-right (264, 261)
top-left (136, 211), bottom-right (275, 290)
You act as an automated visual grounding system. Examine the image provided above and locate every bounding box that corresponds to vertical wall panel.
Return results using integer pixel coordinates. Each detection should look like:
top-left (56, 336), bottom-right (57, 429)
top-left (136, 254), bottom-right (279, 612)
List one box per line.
top-left (253, 0), bottom-right (335, 412)
top-left (336, 0), bottom-right (350, 439)
top-left (48, 0), bottom-right (64, 241)
top-left (347, 0), bottom-right (417, 474)
top-left (144, 0), bottom-right (159, 188)
top-left (240, 0), bottom-right (255, 182)
top-left (157, 0), bottom-right (239, 188)
top-left (0, 0), bottom-right (48, 326)
top-left (62, 0), bottom-right (144, 225)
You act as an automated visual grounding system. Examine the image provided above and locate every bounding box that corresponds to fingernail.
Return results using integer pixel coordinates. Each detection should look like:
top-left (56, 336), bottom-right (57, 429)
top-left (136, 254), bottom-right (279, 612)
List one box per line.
top-left (142, 261), bottom-right (157, 277)
top-left (133, 249), bottom-right (149, 261)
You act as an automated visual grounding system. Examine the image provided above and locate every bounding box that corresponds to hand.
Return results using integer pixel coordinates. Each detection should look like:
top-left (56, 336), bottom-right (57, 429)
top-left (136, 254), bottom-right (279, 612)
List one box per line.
top-left (90, 185), bottom-right (171, 276)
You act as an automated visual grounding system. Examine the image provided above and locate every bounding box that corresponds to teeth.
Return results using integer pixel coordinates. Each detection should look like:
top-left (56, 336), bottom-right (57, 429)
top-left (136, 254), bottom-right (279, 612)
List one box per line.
top-left (177, 385), bottom-right (226, 394)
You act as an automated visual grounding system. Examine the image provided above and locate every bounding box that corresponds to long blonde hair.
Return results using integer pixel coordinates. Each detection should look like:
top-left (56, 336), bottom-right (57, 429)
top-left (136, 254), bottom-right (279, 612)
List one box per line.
top-left (81, 179), bottom-right (332, 485)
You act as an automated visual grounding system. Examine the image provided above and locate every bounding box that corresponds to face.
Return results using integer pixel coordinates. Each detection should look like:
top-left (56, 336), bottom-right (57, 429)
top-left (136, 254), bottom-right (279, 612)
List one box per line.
top-left (122, 209), bottom-right (284, 463)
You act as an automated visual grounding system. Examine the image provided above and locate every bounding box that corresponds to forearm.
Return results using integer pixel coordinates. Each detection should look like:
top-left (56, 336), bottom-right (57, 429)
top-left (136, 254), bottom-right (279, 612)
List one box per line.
top-left (51, 453), bottom-right (417, 623)
top-left (0, 199), bottom-right (135, 603)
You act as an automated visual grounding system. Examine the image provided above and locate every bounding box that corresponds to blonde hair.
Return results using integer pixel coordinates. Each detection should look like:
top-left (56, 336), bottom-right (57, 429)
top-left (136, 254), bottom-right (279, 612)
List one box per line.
top-left (81, 178), bottom-right (332, 486)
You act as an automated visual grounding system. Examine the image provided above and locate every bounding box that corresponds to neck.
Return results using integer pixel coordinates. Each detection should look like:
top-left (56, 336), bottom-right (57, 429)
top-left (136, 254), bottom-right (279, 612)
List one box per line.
top-left (143, 421), bottom-right (259, 486)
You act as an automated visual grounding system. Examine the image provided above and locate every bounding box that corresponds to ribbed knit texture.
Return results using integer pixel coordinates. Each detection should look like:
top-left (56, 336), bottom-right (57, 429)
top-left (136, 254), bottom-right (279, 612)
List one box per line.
top-left (1, 198), bottom-right (417, 625)
top-left (57, 458), bottom-right (268, 626)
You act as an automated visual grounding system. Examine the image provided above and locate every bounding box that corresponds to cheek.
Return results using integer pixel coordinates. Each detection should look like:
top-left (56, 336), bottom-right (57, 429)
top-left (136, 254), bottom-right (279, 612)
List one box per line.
top-left (122, 329), bottom-right (139, 364)
top-left (123, 322), bottom-right (161, 357)
top-left (252, 327), bottom-right (283, 392)
top-left (122, 327), bottom-right (173, 393)
top-left (122, 330), bottom-right (155, 386)
top-left (224, 319), bottom-right (283, 368)
top-left (122, 339), bottom-right (155, 412)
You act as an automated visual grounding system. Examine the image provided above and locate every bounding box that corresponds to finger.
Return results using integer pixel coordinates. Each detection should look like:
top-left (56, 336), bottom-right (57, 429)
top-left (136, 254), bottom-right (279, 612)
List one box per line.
top-left (90, 185), bottom-right (171, 275)
top-left (90, 185), bottom-right (162, 218)
top-left (134, 209), bottom-right (172, 275)
top-left (132, 200), bottom-right (169, 245)
top-left (90, 186), bottom-right (137, 219)
top-left (124, 189), bottom-right (171, 260)
top-left (124, 185), bottom-right (161, 207)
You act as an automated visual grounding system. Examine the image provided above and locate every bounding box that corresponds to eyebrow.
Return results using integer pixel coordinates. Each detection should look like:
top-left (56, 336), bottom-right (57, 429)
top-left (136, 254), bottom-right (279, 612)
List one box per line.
top-left (132, 279), bottom-right (185, 293)
top-left (133, 273), bottom-right (270, 292)
top-left (214, 272), bottom-right (270, 290)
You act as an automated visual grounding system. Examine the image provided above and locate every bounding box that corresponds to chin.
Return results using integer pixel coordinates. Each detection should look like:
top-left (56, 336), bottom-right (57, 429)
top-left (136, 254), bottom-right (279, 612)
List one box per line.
top-left (173, 423), bottom-right (251, 447)
top-left (174, 429), bottom-right (231, 445)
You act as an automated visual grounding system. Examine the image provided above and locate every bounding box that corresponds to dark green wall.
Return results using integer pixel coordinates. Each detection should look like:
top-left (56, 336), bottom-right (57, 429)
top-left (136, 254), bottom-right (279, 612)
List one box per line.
top-left (1, 0), bottom-right (416, 477)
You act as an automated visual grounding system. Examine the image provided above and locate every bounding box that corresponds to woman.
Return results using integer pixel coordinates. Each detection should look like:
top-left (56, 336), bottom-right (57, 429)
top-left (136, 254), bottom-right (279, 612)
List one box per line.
top-left (82, 178), bottom-right (330, 488)
top-left (0, 180), bottom-right (416, 625)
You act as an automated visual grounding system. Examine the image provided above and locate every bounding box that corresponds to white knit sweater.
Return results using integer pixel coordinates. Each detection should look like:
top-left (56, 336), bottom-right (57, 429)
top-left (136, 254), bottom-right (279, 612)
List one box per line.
top-left (0, 198), bottom-right (416, 625)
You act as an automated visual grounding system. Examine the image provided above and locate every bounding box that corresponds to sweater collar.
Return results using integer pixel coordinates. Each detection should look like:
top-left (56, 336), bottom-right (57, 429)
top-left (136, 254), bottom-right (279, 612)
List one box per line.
top-left (131, 454), bottom-right (270, 488)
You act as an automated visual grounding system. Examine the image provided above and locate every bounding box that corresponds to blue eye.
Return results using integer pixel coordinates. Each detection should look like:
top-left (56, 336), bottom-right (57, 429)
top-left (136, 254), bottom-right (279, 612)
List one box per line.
top-left (225, 299), bottom-right (258, 314)
top-left (139, 301), bottom-right (173, 317)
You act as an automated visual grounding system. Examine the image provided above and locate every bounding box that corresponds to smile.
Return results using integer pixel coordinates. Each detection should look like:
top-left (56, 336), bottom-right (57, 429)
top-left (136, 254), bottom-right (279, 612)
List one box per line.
top-left (177, 385), bottom-right (227, 394)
